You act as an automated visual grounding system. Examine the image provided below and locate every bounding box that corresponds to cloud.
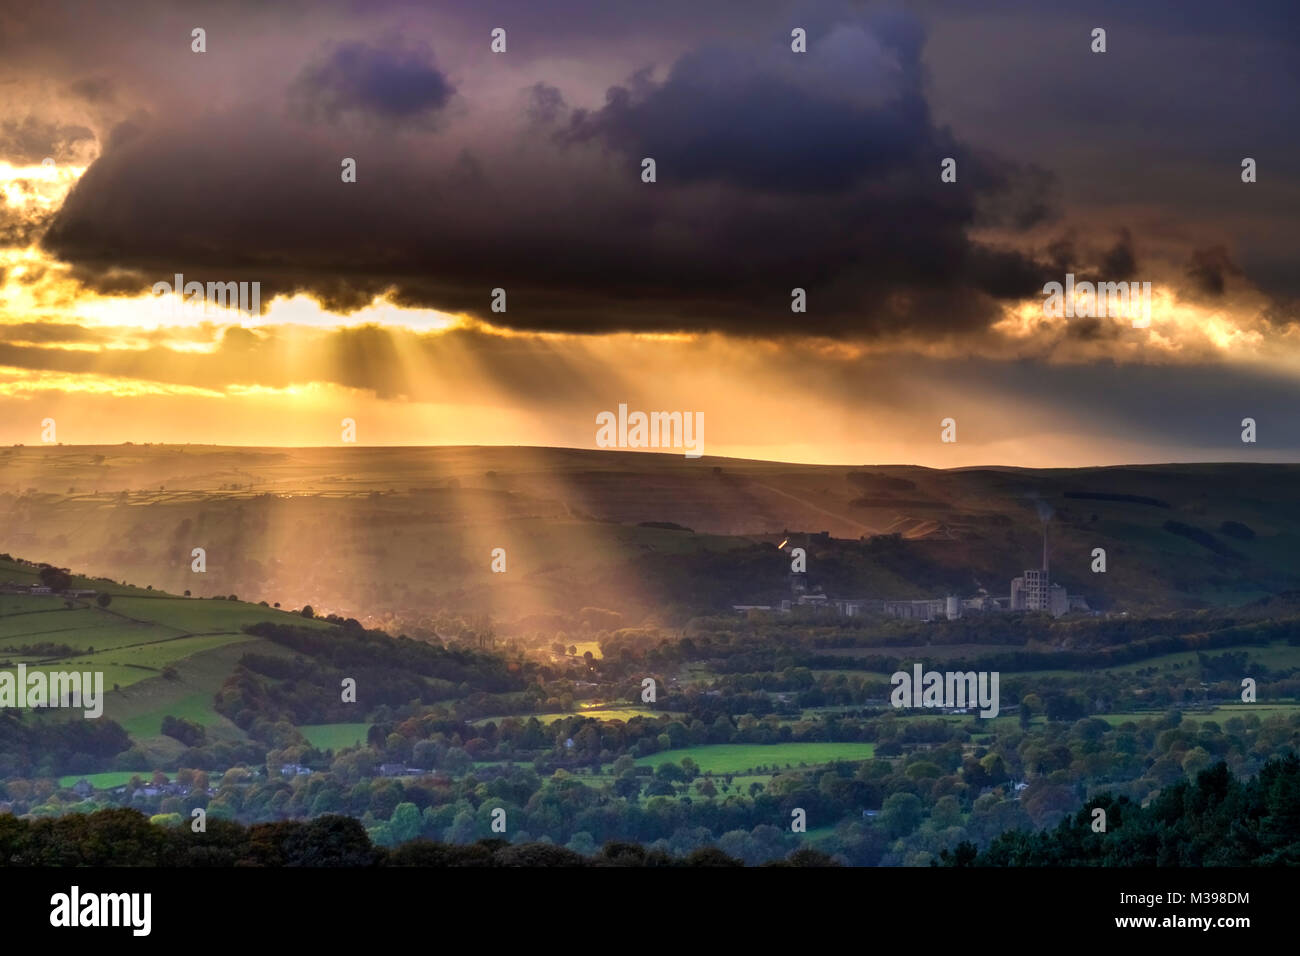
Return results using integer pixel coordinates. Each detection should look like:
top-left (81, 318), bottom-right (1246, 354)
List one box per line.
top-left (0, 116), bottom-right (95, 164)
top-left (524, 83), bottom-right (566, 126)
top-left (66, 76), bottom-right (116, 104)
top-left (1186, 246), bottom-right (1243, 297)
top-left (38, 9), bottom-right (1060, 343)
top-left (289, 40), bottom-right (456, 126)
top-left (3, 0), bottom-right (1294, 358)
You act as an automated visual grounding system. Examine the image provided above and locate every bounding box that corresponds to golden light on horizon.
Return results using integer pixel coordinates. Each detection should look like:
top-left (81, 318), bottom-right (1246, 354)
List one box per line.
top-left (1, 146), bottom-right (1296, 468)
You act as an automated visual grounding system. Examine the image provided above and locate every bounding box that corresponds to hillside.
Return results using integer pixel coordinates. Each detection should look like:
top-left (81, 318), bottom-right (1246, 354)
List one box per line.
top-left (0, 555), bottom-right (530, 777)
top-left (1, 447), bottom-right (1298, 628)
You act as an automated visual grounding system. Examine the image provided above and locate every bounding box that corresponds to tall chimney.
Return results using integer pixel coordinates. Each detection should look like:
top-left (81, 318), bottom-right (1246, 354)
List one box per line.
top-left (1042, 522), bottom-right (1049, 575)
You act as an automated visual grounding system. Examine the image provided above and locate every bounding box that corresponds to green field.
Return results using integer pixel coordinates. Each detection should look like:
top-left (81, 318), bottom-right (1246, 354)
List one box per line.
top-left (1095, 703), bottom-right (1300, 726)
top-left (56, 770), bottom-right (170, 790)
top-left (106, 596), bottom-right (333, 634)
top-left (0, 557), bottom-right (339, 759)
top-left (299, 722), bottom-right (371, 750)
top-left (633, 742), bottom-right (876, 775)
top-left (816, 639), bottom-right (1300, 681)
top-left (116, 689), bottom-right (242, 740)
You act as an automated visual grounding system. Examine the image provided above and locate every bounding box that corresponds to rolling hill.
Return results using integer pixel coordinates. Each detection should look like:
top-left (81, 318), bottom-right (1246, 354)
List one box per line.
top-left (2, 446), bottom-right (1298, 629)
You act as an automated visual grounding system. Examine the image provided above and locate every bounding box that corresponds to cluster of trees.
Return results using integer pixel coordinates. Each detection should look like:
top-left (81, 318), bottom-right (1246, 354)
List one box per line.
top-left (941, 754), bottom-right (1300, 866)
top-left (160, 716), bottom-right (207, 748)
top-left (0, 809), bottom-right (836, 867)
top-left (214, 622), bottom-right (537, 733)
top-left (595, 614), bottom-right (1300, 724)
top-left (8, 705), bottom-right (1297, 866)
top-left (614, 612), bottom-right (1300, 682)
top-left (0, 712), bottom-right (130, 778)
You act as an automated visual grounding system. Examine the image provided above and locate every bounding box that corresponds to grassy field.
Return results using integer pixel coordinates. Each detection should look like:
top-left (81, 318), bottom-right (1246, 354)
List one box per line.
top-left (0, 557), bottom-right (337, 760)
top-left (106, 596), bottom-right (333, 634)
top-left (56, 770), bottom-right (170, 789)
top-left (299, 722), bottom-right (370, 750)
top-left (574, 705), bottom-right (662, 720)
top-left (802, 825), bottom-right (838, 842)
top-left (815, 644), bottom-right (1027, 660)
top-left (116, 688), bottom-right (243, 740)
top-left (633, 742), bottom-right (876, 774)
top-left (816, 640), bottom-right (1300, 681)
top-left (1094, 703), bottom-right (1300, 726)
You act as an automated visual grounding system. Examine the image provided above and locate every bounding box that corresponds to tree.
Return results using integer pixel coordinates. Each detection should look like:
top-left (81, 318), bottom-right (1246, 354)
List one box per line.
top-left (611, 755), bottom-right (636, 776)
top-left (388, 802), bottom-right (423, 844)
top-left (442, 747), bottom-right (472, 774)
top-left (444, 810), bottom-right (477, 844)
top-left (38, 566), bottom-right (72, 592)
top-left (880, 792), bottom-right (923, 838)
top-left (161, 715), bottom-right (206, 747)
top-left (566, 831), bottom-right (598, 856)
top-left (1181, 747), bottom-right (1213, 778)
top-left (931, 794), bottom-right (963, 829)
top-left (613, 775), bottom-right (642, 800)
top-left (283, 815), bottom-right (379, 866)
top-left (301, 606), bottom-right (314, 619)
top-left (654, 762), bottom-right (685, 783)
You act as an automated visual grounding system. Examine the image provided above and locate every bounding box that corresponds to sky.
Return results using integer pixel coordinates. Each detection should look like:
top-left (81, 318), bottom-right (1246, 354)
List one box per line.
top-left (0, 0), bottom-right (1298, 466)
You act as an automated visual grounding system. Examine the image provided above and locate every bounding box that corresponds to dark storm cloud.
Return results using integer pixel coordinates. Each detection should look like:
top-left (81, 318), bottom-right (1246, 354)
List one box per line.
top-left (1099, 229), bottom-right (1136, 278)
top-left (39, 6), bottom-right (1058, 339)
top-left (290, 40), bottom-right (456, 126)
top-left (65, 76), bottom-right (115, 104)
top-left (9, 0), bottom-right (1295, 341)
top-left (1186, 246), bottom-right (1243, 298)
top-left (524, 83), bottom-right (566, 125)
top-left (560, 44), bottom-right (931, 193)
top-left (919, 0), bottom-right (1300, 306)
